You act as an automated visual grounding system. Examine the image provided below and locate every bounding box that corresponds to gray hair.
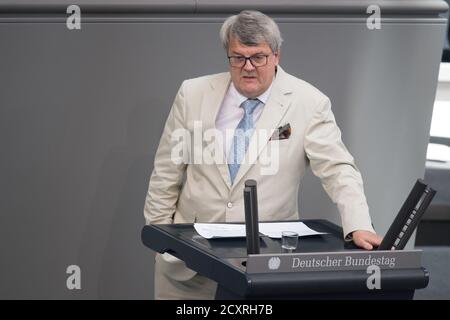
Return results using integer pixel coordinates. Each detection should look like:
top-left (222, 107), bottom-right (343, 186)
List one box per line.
top-left (220, 10), bottom-right (283, 53)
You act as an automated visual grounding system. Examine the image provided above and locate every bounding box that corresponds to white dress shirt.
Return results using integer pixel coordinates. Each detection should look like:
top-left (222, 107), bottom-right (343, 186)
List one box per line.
top-left (215, 81), bottom-right (274, 159)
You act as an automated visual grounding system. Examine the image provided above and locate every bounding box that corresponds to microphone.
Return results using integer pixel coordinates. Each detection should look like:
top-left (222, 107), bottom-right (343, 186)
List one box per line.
top-left (244, 179), bottom-right (260, 254)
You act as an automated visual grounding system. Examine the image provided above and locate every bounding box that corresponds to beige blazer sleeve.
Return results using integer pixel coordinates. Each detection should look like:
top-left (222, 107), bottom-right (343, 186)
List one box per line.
top-left (143, 82), bottom-right (187, 225)
top-left (304, 97), bottom-right (376, 238)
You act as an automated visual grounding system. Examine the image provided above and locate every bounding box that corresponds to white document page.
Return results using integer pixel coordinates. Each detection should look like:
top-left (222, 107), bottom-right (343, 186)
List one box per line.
top-left (258, 222), bottom-right (328, 238)
top-left (193, 223), bottom-right (246, 239)
top-left (194, 222), bottom-right (327, 239)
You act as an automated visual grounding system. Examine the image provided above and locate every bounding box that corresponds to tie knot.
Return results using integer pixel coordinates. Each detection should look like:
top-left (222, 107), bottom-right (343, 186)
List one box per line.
top-left (240, 99), bottom-right (260, 115)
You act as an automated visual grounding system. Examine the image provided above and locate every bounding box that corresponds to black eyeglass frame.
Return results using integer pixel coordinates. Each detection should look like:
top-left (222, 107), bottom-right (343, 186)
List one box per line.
top-left (227, 53), bottom-right (274, 68)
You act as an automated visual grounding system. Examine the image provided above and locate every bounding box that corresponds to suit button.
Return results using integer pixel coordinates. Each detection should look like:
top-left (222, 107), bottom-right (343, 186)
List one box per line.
top-left (227, 202), bottom-right (233, 208)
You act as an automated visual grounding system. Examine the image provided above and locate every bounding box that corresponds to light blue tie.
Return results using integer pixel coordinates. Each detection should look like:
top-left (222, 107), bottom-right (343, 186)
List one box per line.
top-left (228, 98), bottom-right (261, 185)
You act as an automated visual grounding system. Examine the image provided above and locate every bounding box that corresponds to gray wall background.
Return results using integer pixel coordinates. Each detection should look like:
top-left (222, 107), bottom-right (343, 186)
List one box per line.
top-left (0, 0), bottom-right (447, 299)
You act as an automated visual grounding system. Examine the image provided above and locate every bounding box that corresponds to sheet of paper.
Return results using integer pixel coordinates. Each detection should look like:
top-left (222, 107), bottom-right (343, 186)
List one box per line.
top-left (194, 223), bottom-right (246, 239)
top-left (258, 222), bottom-right (328, 238)
top-left (194, 222), bottom-right (327, 239)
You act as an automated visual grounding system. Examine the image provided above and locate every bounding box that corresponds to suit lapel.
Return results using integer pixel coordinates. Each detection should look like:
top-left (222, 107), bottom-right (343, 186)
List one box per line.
top-left (231, 66), bottom-right (293, 189)
top-left (200, 72), bottom-right (232, 190)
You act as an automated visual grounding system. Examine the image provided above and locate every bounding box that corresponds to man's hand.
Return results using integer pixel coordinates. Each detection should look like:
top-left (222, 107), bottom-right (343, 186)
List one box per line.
top-left (352, 230), bottom-right (382, 250)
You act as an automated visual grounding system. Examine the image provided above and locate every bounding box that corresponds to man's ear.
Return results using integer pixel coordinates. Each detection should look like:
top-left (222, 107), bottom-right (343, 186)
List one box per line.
top-left (274, 49), bottom-right (281, 64)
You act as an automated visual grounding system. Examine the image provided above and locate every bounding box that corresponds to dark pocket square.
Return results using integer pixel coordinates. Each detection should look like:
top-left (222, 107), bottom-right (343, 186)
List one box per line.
top-left (270, 123), bottom-right (291, 140)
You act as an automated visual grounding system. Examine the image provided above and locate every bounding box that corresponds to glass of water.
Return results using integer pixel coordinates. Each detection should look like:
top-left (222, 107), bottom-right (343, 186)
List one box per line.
top-left (281, 231), bottom-right (298, 253)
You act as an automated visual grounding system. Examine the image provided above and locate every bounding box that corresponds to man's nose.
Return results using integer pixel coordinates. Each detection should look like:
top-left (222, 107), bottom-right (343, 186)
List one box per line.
top-left (243, 58), bottom-right (256, 72)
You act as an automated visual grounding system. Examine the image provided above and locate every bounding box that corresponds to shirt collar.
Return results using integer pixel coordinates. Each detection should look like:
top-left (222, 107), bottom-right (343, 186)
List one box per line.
top-left (229, 78), bottom-right (274, 106)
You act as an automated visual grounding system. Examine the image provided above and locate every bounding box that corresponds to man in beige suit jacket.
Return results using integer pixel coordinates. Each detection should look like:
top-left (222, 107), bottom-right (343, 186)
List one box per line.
top-left (144, 10), bottom-right (382, 299)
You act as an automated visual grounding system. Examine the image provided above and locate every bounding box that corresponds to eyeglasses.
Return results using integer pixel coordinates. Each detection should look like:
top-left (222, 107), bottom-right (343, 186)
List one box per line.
top-left (227, 53), bottom-right (272, 68)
